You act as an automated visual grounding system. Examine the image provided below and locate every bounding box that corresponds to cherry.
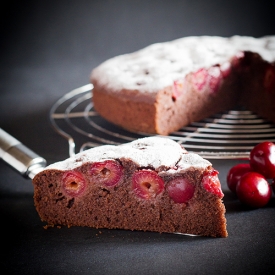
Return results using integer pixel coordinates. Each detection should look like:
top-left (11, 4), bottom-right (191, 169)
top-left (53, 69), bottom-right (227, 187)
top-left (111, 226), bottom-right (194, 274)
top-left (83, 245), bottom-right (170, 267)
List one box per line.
top-left (220, 62), bottom-right (231, 78)
top-left (202, 169), bottom-right (223, 198)
top-left (191, 66), bottom-right (223, 93)
top-left (62, 170), bottom-right (87, 197)
top-left (132, 170), bottom-right (164, 199)
top-left (250, 141), bottom-right (275, 179)
top-left (167, 177), bottom-right (195, 203)
top-left (226, 163), bottom-right (252, 193)
top-left (90, 160), bottom-right (123, 187)
top-left (192, 68), bottom-right (208, 91)
top-left (208, 66), bottom-right (222, 92)
top-left (231, 51), bottom-right (245, 69)
top-left (236, 172), bottom-right (272, 208)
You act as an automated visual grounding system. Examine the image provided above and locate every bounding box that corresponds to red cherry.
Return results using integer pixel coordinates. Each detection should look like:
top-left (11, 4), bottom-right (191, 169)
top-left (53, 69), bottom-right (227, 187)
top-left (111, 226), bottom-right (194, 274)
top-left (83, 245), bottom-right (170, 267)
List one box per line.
top-left (62, 170), bottom-right (87, 197)
top-left (167, 177), bottom-right (195, 203)
top-left (250, 141), bottom-right (275, 179)
top-left (202, 169), bottom-right (223, 198)
top-left (231, 52), bottom-right (245, 70)
top-left (90, 160), bottom-right (123, 187)
top-left (132, 170), bottom-right (164, 199)
top-left (208, 66), bottom-right (222, 92)
top-left (226, 163), bottom-right (252, 193)
top-left (236, 172), bottom-right (272, 208)
top-left (220, 62), bottom-right (231, 78)
top-left (192, 68), bottom-right (208, 91)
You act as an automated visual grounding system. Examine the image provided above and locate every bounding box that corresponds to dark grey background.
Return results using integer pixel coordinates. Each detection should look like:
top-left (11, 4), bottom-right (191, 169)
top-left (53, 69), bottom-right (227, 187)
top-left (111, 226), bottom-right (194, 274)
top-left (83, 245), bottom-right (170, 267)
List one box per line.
top-left (1, 1), bottom-right (275, 274)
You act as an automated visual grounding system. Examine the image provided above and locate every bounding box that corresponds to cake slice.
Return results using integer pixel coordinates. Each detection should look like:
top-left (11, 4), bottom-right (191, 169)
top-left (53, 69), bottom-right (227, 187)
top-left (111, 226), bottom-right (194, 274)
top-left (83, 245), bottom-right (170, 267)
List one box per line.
top-left (32, 137), bottom-right (228, 237)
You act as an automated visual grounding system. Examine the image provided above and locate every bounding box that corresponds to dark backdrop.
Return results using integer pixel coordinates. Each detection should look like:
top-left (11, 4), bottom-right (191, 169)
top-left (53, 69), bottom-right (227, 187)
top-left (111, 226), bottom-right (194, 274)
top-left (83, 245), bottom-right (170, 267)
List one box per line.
top-left (1, 1), bottom-right (275, 274)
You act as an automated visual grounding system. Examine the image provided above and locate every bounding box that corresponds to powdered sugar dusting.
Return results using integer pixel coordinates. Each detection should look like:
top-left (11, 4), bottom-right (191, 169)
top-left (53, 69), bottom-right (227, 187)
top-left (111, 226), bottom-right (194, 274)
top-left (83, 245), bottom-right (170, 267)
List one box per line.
top-left (45, 137), bottom-right (210, 172)
top-left (91, 35), bottom-right (275, 93)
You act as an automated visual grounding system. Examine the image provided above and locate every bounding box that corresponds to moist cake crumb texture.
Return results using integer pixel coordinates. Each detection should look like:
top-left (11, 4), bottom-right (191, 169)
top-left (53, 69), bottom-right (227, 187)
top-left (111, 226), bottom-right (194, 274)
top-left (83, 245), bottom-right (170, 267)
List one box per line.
top-left (33, 137), bottom-right (228, 237)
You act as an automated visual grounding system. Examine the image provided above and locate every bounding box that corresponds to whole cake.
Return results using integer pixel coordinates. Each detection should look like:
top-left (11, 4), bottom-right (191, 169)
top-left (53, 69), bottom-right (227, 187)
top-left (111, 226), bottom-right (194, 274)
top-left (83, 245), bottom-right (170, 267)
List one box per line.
top-left (91, 35), bottom-right (275, 135)
top-left (33, 137), bottom-right (227, 237)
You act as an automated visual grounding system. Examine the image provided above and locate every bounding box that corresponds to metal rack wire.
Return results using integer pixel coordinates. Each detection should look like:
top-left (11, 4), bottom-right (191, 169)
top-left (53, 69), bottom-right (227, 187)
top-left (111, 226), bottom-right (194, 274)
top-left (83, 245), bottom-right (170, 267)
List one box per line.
top-left (49, 84), bottom-right (275, 159)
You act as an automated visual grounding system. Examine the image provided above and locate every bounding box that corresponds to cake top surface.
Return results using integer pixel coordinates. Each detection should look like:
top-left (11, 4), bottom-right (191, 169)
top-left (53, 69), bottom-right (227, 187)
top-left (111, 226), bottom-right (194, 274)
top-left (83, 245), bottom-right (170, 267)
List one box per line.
top-left (44, 137), bottom-right (211, 172)
top-left (91, 35), bottom-right (275, 93)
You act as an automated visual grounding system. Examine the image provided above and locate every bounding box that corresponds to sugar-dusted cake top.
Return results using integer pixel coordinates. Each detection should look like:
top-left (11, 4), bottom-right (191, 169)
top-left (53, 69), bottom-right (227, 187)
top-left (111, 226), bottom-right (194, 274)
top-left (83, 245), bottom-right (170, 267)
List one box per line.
top-left (91, 35), bottom-right (275, 93)
top-left (44, 137), bottom-right (211, 172)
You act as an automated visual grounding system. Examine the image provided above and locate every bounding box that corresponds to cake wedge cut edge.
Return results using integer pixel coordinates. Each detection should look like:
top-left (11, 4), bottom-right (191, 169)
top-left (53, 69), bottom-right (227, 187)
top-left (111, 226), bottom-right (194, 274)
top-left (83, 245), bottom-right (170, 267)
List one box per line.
top-left (33, 136), bottom-right (228, 237)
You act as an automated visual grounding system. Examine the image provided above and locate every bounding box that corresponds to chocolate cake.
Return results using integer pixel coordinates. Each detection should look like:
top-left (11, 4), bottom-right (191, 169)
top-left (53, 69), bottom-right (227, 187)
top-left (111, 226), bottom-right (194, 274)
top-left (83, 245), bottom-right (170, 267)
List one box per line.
top-left (33, 137), bottom-right (228, 237)
top-left (91, 35), bottom-right (275, 135)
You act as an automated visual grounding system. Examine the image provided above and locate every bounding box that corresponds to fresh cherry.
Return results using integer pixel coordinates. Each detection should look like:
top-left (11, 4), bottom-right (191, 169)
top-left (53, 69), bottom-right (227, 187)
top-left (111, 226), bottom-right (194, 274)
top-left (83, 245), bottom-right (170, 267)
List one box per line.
top-left (62, 170), bottom-right (87, 197)
top-left (202, 169), bottom-right (223, 198)
top-left (236, 172), bottom-right (272, 208)
top-left (167, 177), bottom-right (195, 203)
top-left (90, 160), bottom-right (123, 187)
top-left (250, 141), bottom-right (275, 179)
top-left (226, 163), bottom-right (252, 193)
top-left (132, 170), bottom-right (164, 199)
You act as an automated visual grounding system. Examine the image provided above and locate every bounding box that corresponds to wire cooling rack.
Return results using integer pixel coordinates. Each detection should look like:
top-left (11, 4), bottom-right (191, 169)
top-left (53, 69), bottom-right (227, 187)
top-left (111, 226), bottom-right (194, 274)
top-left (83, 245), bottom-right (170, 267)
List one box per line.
top-left (49, 84), bottom-right (275, 159)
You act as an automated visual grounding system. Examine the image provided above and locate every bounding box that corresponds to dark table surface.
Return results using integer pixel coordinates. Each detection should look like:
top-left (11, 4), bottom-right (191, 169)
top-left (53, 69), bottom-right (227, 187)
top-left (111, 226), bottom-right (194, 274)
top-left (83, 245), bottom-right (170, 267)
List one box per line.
top-left (1, 1), bottom-right (275, 274)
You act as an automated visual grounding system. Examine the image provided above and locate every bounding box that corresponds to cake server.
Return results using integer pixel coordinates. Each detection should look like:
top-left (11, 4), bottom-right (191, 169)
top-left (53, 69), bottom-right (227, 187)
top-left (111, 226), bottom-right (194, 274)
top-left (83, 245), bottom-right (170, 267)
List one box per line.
top-left (0, 128), bottom-right (47, 179)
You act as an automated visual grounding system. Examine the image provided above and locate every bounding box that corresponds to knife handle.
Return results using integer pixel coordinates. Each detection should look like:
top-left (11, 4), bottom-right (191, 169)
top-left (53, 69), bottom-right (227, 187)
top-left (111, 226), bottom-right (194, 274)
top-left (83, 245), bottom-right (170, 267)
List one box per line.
top-left (0, 128), bottom-right (47, 179)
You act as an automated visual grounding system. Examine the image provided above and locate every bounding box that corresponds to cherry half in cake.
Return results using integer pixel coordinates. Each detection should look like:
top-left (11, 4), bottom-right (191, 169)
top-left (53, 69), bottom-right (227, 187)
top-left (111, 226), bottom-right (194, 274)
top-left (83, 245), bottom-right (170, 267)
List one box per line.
top-left (33, 137), bottom-right (227, 237)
